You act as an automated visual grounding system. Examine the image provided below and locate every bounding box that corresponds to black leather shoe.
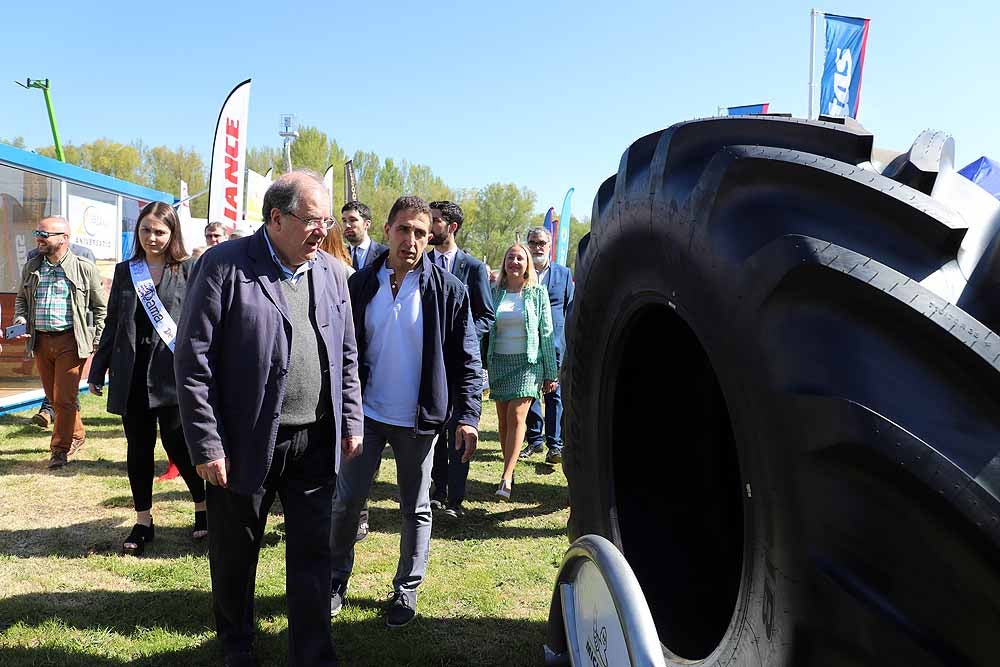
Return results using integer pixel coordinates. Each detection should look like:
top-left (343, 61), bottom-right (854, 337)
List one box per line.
top-left (123, 521), bottom-right (154, 556)
top-left (385, 591), bottom-right (416, 628)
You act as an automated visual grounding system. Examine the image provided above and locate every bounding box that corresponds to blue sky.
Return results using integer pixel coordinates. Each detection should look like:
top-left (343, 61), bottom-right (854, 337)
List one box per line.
top-left (1, 0), bottom-right (997, 220)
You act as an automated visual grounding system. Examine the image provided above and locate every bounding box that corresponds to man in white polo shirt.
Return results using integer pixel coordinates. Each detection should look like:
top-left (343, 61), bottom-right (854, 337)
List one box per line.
top-left (329, 195), bottom-right (483, 628)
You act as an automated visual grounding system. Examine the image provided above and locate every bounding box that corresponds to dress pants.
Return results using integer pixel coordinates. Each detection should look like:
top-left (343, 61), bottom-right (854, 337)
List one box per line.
top-left (330, 418), bottom-right (435, 607)
top-left (34, 331), bottom-right (85, 453)
top-left (206, 417), bottom-right (337, 666)
top-left (526, 382), bottom-right (563, 451)
top-left (430, 422), bottom-right (470, 506)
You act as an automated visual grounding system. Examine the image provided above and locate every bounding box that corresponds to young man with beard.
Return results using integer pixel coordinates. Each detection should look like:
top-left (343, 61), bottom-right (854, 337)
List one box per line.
top-left (342, 200), bottom-right (387, 270)
top-left (426, 200), bottom-right (494, 518)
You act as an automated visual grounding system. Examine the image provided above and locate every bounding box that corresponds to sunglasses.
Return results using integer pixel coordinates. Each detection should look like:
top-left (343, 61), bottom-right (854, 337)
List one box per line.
top-left (33, 230), bottom-right (67, 239)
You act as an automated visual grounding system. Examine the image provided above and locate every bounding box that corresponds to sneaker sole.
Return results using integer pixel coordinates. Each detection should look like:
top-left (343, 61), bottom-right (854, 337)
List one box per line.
top-left (32, 414), bottom-right (51, 427)
top-left (386, 614), bottom-right (417, 629)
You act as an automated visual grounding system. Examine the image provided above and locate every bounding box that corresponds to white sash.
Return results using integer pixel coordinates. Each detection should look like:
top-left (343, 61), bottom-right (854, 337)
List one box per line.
top-left (129, 259), bottom-right (178, 352)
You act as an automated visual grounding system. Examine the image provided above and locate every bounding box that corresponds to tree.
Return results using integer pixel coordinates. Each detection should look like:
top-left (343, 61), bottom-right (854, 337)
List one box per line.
top-left (564, 215), bottom-right (590, 273)
top-left (247, 146), bottom-right (283, 177)
top-left (289, 125), bottom-right (330, 174)
top-left (1, 137), bottom-right (26, 149)
top-left (144, 145), bottom-right (209, 217)
top-left (461, 183), bottom-right (537, 267)
top-left (36, 138), bottom-right (143, 183)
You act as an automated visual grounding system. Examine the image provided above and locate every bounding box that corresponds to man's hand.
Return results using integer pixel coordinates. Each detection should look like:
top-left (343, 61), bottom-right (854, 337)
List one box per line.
top-left (542, 380), bottom-right (559, 394)
top-left (342, 435), bottom-right (363, 461)
top-left (88, 383), bottom-right (103, 396)
top-left (455, 424), bottom-right (479, 463)
top-left (197, 457), bottom-right (229, 488)
top-left (11, 317), bottom-right (29, 341)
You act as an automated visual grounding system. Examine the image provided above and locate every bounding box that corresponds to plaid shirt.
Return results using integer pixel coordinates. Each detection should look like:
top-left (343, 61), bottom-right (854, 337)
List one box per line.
top-left (34, 257), bottom-right (74, 332)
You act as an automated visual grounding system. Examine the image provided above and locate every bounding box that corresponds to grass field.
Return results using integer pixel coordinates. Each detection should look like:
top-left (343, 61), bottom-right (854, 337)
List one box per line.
top-left (0, 393), bottom-right (570, 666)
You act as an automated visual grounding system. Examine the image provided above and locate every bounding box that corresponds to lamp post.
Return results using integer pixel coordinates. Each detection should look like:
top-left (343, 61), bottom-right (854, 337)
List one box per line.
top-left (15, 78), bottom-right (64, 162)
top-left (279, 114), bottom-right (298, 173)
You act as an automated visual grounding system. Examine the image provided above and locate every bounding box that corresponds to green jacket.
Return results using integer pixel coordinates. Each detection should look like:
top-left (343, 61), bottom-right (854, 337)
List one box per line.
top-left (487, 282), bottom-right (558, 381)
top-left (14, 250), bottom-right (108, 360)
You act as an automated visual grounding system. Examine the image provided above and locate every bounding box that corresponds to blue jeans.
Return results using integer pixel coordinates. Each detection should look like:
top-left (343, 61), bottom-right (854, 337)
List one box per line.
top-left (526, 383), bottom-right (563, 451)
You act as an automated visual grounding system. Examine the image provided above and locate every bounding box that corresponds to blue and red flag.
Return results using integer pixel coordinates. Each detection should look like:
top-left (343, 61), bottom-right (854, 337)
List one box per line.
top-left (820, 14), bottom-right (871, 119)
top-left (727, 103), bottom-right (770, 116)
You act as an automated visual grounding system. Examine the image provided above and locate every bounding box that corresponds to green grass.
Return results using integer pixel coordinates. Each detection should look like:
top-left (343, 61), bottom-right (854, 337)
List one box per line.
top-left (0, 393), bottom-right (569, 665)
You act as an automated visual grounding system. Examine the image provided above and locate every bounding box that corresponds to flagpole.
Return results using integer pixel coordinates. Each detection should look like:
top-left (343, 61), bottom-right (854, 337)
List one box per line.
top-left (808, 9), bottom-right (820, 119)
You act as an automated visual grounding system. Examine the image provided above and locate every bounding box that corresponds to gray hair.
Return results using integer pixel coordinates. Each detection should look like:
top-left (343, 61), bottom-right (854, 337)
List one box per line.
top-left (526, 226), bottom-right (551, 241)
top-left (261, 170), bottom-right (328, 223)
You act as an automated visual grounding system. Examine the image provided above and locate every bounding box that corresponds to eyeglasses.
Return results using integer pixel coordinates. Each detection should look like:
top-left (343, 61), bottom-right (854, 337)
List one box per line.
top-left (526, 240), bottom-right (548, 248)
top-left (33, 230), bottom-right (67, 239)
top-left (285, 211), bottom-right (336, 231)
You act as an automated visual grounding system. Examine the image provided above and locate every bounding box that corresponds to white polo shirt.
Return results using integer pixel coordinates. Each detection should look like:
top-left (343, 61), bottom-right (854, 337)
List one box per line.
top-left (362, 264), bottom-right (424, 427)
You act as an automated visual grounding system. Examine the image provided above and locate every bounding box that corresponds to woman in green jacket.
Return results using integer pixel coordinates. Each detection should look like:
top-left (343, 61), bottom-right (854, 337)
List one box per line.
top-left (487, 242), bottom-right (559, 499)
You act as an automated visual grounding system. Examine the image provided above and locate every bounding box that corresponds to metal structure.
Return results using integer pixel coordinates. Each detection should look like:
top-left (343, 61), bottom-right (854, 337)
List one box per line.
top-left (279, 114), bottom-right (298, 173)
top-left (14, 78), bottom-right (64, 161)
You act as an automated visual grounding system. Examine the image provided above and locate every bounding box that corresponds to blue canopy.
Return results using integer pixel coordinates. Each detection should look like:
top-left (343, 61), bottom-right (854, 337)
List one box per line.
top-left (958, 156), bottom-right (1000, 200)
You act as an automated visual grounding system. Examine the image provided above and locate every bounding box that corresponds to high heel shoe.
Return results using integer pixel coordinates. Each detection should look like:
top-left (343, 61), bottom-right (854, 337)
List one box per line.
top-left (192, 510), bottom-right (208, 540)
top-left (123, 520), bottom-right (154, 556)
top-left (495, 479), bottom-right (512, 500)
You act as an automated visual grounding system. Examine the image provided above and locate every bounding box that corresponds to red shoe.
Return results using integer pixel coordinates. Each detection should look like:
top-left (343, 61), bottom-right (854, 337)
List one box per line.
top-left (157, 461), bottom-right (181, 482)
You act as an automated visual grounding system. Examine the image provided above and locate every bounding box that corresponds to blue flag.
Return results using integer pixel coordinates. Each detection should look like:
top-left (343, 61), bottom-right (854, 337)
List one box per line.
top-left (727, 103), bottom-right (770, 116)
top-left (557, 188), bottom-right (573, 265)
top-left (820, 14), bottom-right (871, 118)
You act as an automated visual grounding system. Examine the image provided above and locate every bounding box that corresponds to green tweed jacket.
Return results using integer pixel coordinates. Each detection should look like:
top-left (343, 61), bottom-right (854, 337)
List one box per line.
top-left (487, 282), bottom-right (559, 381)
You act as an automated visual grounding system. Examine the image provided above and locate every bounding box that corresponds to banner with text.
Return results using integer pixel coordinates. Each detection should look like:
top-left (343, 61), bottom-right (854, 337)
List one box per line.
top-left (208, 79), bottom-right (251, 230)
top-left (820, 14), bottom-right (870, 118)
top-left (244, 169), bottom-right (271, 231)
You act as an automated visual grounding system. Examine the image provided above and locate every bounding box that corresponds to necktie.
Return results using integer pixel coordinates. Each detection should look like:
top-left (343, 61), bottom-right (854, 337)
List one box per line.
top-left (438, 253), bottom-right (447, 272)
top-left (352, 247), bottom-right (360, 270)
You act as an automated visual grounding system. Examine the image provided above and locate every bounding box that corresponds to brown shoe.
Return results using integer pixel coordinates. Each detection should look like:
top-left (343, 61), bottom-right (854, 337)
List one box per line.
top-left (47, 452), bottom-right (68, 470)
top-left (32, 411), bottom-right (52, 428)
top-left (68, 437), bottom-right (86, 457)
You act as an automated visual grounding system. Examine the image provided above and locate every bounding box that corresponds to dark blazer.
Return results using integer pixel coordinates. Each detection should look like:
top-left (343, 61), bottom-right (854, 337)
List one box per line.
top-left (89, 258), bottom-right (193, 415)
top-left (174, 226), bottom-right (365, 495)
top-left (540, 263), bottom-right (574, 360)
top-left (353, 239), bottom-right (387, 270)
top-left (449, 249), bottom-right (495, 342)
top-left (349, 252), bottom-right (482, 435)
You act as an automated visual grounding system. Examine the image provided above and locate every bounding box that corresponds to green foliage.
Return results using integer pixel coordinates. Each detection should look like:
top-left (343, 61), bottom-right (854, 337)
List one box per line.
top-left (0, 136), bottom-right (27, 149)
top-left (144, 145), bottom-right (209, 218)
top-left (246, 146), bottom-right (283, 178)
top-left (460, 183), bottom-right (537, 268)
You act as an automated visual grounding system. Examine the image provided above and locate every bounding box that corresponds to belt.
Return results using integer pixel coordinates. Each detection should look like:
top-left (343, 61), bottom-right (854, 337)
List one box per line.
top-left (36, 329), bottom-right (74, 336)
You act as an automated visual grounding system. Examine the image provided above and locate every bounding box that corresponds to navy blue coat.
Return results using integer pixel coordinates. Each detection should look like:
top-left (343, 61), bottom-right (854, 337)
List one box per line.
top-left (349, 251), bottom-right (482, 435)
top-left (449, 249), bottom-right (495, 342)
top-left (540, 262), bottom-right (574, 361)
top-left (174, 226), bottom-right (364, 495)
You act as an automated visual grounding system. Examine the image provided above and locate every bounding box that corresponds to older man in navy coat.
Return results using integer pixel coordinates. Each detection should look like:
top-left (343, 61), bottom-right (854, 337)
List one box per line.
top-left (521, 226), bottom-right (574, 464)
top-left (175, 171), bottom-right (364, 667)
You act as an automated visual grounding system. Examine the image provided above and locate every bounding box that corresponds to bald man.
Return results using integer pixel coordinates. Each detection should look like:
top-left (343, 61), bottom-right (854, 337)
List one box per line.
top-left (13, 217), bottom-right (107, 469)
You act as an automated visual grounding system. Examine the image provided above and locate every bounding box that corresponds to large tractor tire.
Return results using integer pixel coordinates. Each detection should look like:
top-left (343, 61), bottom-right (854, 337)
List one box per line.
top-left (561, 115), bottom-right (1000, 666)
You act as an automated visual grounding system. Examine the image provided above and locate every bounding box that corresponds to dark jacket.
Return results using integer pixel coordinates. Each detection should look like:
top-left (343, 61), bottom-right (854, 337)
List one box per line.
top-left (450, 249), bottom-right (495, 342)
top-left (89, 258), bottom-right (193, 415)
top-left (173, 226), bottom-right (365, 495)
top-left (349, 251), bottom-right (482, 435)
top-left (354, 239), bottom-right (387, 270)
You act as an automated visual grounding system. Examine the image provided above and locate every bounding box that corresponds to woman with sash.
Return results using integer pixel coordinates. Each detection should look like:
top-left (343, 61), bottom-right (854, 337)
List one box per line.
top-left (88, 201), bottom-right (206, 556)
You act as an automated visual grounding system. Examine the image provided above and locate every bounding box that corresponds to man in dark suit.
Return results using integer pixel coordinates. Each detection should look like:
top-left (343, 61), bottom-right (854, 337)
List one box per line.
top-left (342, 200), bottom-right (387, 270)
top-left (175, 171), bottom-right (364, 667)
top-left (26, 241), bottom-right (96, 429)
top-left (521, 226), bottom-right (574, 464)
top-left (427, 200), bottom-right (494, 517)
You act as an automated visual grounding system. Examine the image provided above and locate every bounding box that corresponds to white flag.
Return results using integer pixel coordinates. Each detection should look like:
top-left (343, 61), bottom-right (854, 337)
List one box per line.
top-left (208, 79), bottom-right (251, 231)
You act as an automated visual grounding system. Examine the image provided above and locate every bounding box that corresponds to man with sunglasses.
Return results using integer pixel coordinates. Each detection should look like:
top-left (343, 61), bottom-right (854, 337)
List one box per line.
top-left (25, 240), bottom-right (95, 429)
top-left (175, 170), bottom-right (363, 667)
top-left (13, 217), bottom-right (107, 469)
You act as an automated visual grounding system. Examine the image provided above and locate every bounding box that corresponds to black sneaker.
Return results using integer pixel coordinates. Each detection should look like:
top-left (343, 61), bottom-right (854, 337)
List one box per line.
top-left (519, 443), bottom-right (544, 460)
top-left (545, 449), bottom-right (563, 465)
top-left (385, 591), bottom-right (416, 628)
top-left (331, 581), bottom-right (348, 617)
top-left (429, 488), bottom-right (447, 510)
top-left (442, 502), bottom-right (465, 518)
